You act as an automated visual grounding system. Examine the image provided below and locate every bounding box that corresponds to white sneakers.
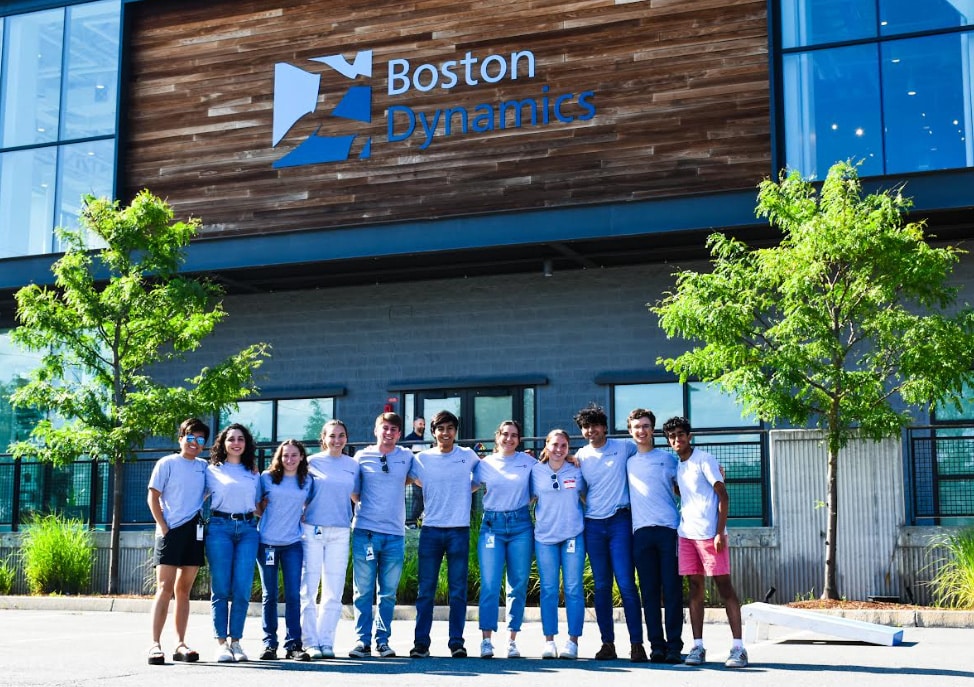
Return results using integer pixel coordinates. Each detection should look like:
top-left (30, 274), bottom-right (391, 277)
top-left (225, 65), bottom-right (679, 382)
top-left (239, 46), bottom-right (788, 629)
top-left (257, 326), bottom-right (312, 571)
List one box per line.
top-left (320, 645), bottom-right (335, 658)
top-left (229, 640), bottom-right (248, 662)
top-left (306, 646), bottom-right (324, 660)
top-left (216, 642), bottom-right (234, 663)
top-left (542, 641), bottom-right (558, 659)
top-left (507, 640), bottom-right (521, 659)
top-left (480, 639), bottom-right (494, 658)
top-left (560, 639), bottom-right (578, 660)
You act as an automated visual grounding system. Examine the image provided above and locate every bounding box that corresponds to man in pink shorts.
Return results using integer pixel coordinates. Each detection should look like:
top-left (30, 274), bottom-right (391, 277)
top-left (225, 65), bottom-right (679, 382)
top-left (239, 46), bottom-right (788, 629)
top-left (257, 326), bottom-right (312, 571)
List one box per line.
top-left (662, 416), bottom-right (747, 668)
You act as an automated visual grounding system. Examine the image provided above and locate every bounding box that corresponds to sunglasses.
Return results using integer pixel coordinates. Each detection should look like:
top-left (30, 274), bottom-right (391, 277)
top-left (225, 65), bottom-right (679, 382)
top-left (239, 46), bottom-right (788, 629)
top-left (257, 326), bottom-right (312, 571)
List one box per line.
top-left (184, 435), bottom-right (206, 446)
top-left (380, 454), bottom-right (389, 473)
top-left (550, 473), bottom-right (559, 490)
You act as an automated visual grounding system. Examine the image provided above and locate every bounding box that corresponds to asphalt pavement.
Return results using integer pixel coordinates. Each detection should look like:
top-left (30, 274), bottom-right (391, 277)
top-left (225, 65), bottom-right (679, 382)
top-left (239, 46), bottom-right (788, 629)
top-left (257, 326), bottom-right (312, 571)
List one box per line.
top-left (0, 603), bottom-right (971, 687)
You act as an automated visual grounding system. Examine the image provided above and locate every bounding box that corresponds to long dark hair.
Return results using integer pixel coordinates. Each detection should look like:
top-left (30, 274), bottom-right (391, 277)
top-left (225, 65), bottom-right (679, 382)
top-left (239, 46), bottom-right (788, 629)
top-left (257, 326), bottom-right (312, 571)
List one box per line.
top-left (210, 423), bottom-right (257, 472)
top-left (268, 439), bottom-right (309, 487)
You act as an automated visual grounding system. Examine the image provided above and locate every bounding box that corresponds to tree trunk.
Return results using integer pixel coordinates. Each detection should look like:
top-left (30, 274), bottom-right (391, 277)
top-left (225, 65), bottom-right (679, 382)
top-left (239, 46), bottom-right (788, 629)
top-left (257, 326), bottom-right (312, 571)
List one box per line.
top-left (822, 446), bottom-right (840, 600)
top-left (108, 454), bottom-right (124, 595)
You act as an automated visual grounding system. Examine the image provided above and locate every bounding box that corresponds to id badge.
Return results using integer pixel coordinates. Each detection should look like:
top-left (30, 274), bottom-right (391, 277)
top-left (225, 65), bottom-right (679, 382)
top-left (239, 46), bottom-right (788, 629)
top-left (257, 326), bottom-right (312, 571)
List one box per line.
top-left (486, 533), bottom-right (496, 549)
top-left (196, 522), bottom-right (204, 541)
top-left (314, 526), bottom-right (323, 540)
top-left (566, 537), bottom-right (576, 554)
top-left (365, 544), bottom-right (375, 561)
top-left (265, 546), bottom-right (276, 566)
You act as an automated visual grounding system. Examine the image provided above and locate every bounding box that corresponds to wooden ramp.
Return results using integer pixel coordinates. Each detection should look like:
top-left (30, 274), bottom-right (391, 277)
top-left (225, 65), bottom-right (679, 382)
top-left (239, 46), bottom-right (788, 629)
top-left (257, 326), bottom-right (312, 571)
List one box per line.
top-left (741, 602), bottom-right (904, 646)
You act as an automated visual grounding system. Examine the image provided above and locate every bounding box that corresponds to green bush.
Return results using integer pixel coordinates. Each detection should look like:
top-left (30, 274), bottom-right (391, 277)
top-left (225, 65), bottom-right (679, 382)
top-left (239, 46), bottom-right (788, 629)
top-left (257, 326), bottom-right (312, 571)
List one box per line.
top-left (0, 557), bottom-right (15, 595)
top-left (21, 513), bottom-right (93, 595)
top-left (930, 527), bottom-right (974, 609)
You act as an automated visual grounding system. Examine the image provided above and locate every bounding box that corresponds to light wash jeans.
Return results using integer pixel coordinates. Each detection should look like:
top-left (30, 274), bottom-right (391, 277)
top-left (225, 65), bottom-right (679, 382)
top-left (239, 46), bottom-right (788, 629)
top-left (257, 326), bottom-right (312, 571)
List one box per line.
top-left (351, 529), bottom-right (404, 646)
top-left (300, 523), bottom-right (350, 649)
top-left (536, 535), bottom-right (586, 638)
top-left (477, 508), bottom-right (533, 632)
top-left (205, 515), bottom-right (259, 640)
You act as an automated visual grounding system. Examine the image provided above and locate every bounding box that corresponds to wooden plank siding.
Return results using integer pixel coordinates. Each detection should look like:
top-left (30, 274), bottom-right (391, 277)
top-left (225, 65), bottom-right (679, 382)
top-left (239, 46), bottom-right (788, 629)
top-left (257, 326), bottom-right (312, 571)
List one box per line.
top-left (123, 0), bottom-right (771, 237)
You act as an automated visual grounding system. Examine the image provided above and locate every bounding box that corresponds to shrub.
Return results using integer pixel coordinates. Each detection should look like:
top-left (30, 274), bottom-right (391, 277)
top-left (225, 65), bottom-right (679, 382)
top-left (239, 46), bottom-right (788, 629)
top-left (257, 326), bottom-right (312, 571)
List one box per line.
top-left (930, 527), bottom-right (974, 609)
top-left (20, 513), bottom-right (93, 595)
top-left (0, 557), bottom-right (15, 595)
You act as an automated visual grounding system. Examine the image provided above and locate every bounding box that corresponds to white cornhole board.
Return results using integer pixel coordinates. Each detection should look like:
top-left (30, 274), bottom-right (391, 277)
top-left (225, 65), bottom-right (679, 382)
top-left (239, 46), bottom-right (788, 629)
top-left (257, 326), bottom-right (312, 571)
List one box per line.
top-left (741, 602), bottom-right (904, 646)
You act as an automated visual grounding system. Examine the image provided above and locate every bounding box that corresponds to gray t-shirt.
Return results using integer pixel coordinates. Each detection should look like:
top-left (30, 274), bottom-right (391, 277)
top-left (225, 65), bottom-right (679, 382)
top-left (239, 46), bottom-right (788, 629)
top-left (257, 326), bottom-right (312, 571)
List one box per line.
top-left (627, 448), bottom-right (679, 531)
top-left (409, 445), bottom-right (478, 527)
top-left (474, 451), bottom-right (535, 512)
top-left (206, 462), bottom-right (260, 515)
top-left (304, 452), bottom-right (358, 527)
top-left (351, 445), bottom-right (413, 536)
top-left (148, 453), bottom-right (207, 529)
top-left (258, 472), bottom-right (311, 546)
top-left (530, 461), bottom-right (586, 545)
top-left (576, 437), bottom-right (637, 519)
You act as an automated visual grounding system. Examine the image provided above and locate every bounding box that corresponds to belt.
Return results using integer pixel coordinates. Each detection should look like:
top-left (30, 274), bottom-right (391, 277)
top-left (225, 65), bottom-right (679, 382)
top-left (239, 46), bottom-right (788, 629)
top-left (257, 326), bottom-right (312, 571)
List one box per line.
top-left (212, 510), bottom-right (254, 521)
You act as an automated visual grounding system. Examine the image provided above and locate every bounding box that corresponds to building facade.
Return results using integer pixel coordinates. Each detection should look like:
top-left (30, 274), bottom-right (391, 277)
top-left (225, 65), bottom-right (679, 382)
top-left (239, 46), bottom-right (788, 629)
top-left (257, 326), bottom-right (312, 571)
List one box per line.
top-left (1, 1), bottom-right (973, 594)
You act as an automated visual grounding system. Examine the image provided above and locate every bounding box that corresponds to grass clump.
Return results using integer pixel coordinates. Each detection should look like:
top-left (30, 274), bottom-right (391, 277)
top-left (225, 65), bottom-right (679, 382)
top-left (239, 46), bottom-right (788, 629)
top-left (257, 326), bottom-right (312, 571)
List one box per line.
top-left (21, 513), bottom-right (93, 595)
top-left (930, 527), bottom-right (974, 609)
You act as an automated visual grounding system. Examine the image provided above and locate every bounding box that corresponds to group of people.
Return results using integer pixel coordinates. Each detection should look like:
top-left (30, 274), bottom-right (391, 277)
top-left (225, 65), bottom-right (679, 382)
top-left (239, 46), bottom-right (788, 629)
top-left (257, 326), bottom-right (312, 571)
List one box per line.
top-left (145, 403), bottom-right (748, 669)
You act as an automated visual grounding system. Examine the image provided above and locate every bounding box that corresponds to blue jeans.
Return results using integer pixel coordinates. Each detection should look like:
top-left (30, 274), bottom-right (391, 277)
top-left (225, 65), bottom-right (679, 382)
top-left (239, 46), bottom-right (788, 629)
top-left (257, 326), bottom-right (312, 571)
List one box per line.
top-left (351, 529), bottom-right (405, 646)
top-left (205, 515), bottom-right (259, 640)
top-left (477, 508), bottom-right (533, 633)
top-left (584, 509), bottom-right (644, 643)
top-left (536, 536), bottom-right (585, 638)
top-left (415, 526), bottom-right (469, 649)
top-left (633, 526), bottom-right (683, 653)
top-left (258, 540), bottom-right (304, 650)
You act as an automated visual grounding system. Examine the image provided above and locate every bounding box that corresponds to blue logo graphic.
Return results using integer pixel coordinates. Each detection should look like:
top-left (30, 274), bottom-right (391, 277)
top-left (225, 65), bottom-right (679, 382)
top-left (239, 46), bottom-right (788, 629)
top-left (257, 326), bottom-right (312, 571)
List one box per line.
top-left (272, 50), bottom-right (373, 168)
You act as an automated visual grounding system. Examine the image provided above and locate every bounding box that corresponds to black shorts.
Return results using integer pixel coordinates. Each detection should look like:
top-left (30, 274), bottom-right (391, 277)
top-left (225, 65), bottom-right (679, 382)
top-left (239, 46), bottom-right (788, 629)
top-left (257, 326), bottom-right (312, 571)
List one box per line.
top-left (154, 516), bottom-right (205, 568)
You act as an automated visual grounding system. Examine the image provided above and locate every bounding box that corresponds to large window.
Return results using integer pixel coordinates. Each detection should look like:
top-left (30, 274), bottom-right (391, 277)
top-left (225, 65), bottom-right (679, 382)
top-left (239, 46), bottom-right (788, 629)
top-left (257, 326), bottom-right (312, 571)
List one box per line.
top-left (610, 381), bottom-right (767, 526)
top-left (0, 1), bottom-right (120, 259)
top-left (219, 396), bottom-right (338, 446)
top-left (779, 1), bottom-right (974, 178)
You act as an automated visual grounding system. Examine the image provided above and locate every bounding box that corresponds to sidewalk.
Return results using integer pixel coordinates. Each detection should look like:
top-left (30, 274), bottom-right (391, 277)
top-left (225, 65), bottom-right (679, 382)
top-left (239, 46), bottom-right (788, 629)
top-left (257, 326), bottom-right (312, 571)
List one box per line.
top-left (0, 599), bottom-right (972, 687)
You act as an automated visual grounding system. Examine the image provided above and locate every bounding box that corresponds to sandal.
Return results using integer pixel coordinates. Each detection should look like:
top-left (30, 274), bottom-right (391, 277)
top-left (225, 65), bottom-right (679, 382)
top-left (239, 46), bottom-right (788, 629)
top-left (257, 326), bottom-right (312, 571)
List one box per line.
top-left (148, 644), bottom-right (165, 665)
top-left (172, 644), bottom-right (200, 662)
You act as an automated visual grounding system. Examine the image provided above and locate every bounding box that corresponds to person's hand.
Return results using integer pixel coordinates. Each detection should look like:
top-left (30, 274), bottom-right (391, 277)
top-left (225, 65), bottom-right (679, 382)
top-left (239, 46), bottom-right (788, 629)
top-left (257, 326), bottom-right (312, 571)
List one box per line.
top-left (714, 532), bottom-right (726, 553)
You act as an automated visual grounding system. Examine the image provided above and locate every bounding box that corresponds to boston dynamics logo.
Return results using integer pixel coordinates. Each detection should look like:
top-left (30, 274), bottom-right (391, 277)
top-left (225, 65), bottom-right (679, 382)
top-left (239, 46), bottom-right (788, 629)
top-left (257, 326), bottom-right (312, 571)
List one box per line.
top-left (271, 50), bottom-right (373, 168)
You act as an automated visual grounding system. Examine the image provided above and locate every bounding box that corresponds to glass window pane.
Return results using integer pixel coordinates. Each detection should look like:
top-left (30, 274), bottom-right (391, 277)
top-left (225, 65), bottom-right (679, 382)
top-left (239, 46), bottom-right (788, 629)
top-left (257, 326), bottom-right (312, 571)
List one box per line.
top-left (221, 401), bottom-right (273, 443)
top-left (55, 138), bottom-right (114, 250)
top-left (934, 381), bottom-right (974, 421)
top-left (0, 147), bottom-right (57, 258)
top-left (612, 382), bottom-right (682, 432)
top-left (780, 0), bottom-right (877, 49)
top-left (61, 1), bottom-right (120, 139)
top-left (783, 45), bottom-right (884, 179)
top-left (687, 383), bottom-right (758, 428)
top-left (0, 330), bottom-right (44, 447)
top-left (473, 394), bottom-right (513, 450)
top-left (880, 0), bottom-right (972, 36)
top-left (881, 34), bottom-right (974, 174)
top-left (276, 397), bottom-right (334, 444)
top-left (1, 9), bottom-right (64, 147)
top-left (522, 388), bottom-right (535, 440)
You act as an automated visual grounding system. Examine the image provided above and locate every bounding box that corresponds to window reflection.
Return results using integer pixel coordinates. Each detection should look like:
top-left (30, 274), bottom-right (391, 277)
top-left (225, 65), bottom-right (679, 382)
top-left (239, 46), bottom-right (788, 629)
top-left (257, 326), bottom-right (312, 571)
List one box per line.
top-left (277, 398), bottom-right (334, 443)
top-left (0, 147), bottom-right (57, 257)
top-left (783, 45), bottom-right (884, 179)
top-left (55, 139), bottom-right (115, 251)
top-left (61, 1), bottom-right (120, 139)
top-left (780, 0), bottom-right (876, 49)
top-left (882, 34), bottom-right (974, 173)
top-left (879, 0), bottom-right (971, 36)
top-left (1, 9), bottom-right (63, 148)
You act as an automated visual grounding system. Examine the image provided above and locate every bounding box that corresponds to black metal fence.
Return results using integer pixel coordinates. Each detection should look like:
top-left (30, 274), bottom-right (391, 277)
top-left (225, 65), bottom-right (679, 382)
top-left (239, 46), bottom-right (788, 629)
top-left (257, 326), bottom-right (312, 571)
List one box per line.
top-left (0, 431), bottom-right (770, 531)
top-left (907, 426), bottom-right (974, 525)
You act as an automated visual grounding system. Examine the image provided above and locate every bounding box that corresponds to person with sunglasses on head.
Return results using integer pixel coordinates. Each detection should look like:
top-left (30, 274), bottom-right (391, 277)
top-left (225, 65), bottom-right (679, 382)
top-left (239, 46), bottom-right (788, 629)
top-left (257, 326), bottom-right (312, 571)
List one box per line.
top-left (348, 412), bottom-right (414, 659)
top-left (146, 418), bottom-right (210, 665)
top-left (408, 410), bottom-right (480, 659)
top-left (473, 420), bottom-right (535, 659)
top-left (530, 429), bottom-right (587, 660)
top-left (300, 419), bottom-right (358, 659)
top-left (205, 423), bottom-right (261, 664)
top-left (256, 439), bottom-right (314, 662)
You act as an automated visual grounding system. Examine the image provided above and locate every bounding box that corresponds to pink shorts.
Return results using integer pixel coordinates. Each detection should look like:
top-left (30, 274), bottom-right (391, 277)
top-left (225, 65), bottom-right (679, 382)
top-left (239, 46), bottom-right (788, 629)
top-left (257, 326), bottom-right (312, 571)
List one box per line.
top-left (678, 536), bottom-right (731, 576)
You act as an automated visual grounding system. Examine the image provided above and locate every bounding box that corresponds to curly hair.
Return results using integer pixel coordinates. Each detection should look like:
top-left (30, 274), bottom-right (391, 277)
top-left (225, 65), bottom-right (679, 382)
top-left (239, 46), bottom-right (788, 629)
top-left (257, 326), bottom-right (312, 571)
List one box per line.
top-left (573, 403), bottom-right (608, 429)
top-left (210, 423), bottom-right (257, 472)
top-left (268, 439), bottom-right (309, 487)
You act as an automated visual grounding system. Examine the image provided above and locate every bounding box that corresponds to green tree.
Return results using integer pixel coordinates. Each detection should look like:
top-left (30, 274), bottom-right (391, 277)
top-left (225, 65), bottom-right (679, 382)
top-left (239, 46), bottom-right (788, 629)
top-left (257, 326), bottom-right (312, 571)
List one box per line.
top-left (653, 160), bottom-right (974, 600)
top-left (8, 191), bottom-right (270, 594)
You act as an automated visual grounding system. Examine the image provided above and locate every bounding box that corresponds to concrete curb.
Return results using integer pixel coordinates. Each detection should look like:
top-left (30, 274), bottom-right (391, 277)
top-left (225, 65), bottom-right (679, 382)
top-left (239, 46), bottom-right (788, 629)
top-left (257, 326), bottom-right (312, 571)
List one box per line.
top-left (1, 595), bottom-right (971, 627)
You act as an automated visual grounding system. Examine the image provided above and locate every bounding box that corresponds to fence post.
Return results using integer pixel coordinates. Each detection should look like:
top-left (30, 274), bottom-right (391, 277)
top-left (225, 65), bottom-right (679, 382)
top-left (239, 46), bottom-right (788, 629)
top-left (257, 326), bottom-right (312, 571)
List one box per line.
top-left (89, 458), bottom-right (99, 529)
top-left (11, 457), bottom-right (22, 532)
